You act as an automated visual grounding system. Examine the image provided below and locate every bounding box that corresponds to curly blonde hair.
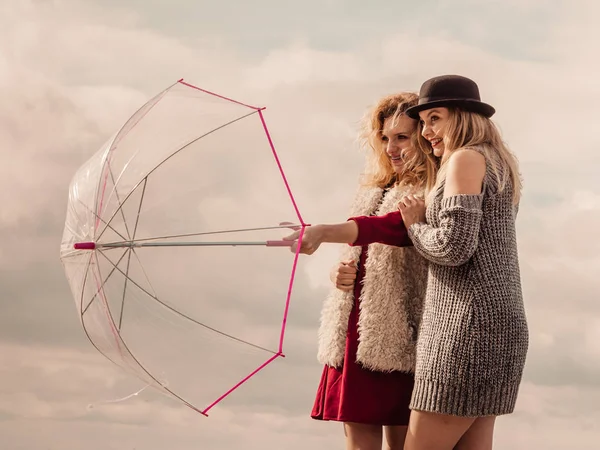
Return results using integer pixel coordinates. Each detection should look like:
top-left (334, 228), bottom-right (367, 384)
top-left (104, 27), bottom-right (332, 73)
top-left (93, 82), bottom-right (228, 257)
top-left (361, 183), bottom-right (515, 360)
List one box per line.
top-left (359, 92), bottom-right (437, 193)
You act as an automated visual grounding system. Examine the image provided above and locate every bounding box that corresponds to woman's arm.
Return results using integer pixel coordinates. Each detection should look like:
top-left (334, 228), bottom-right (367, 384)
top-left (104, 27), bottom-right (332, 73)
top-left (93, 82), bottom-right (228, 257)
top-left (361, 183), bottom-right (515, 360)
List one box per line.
top-left (282, 209), bottom-right (412, 255)
top-left (314, 220), bottom-right (360, 245)
top-left (349, 211), bottom-right (412, 247)
top-left (404, 149), bottom-right (486, 266)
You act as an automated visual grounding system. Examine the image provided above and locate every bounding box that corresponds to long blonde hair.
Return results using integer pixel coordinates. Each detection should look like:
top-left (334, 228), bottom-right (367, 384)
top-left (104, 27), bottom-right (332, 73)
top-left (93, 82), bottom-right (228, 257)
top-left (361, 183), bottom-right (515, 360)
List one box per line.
top-left (359, 92), bottom-right (437, 193)
top-left (417, 107), bottom-right (522, 203)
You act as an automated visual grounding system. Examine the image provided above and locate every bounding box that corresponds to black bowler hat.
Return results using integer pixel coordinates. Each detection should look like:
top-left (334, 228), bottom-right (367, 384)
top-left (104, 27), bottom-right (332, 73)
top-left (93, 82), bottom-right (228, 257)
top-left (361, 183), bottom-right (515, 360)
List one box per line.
top-left (405, 75), bottom-right (495, 119)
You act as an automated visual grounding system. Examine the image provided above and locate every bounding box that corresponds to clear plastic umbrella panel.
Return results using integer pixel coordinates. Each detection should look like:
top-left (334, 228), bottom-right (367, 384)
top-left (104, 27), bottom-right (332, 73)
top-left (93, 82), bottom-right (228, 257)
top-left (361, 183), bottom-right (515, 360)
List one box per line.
top-left (59, 80), bottom-right (306, 416)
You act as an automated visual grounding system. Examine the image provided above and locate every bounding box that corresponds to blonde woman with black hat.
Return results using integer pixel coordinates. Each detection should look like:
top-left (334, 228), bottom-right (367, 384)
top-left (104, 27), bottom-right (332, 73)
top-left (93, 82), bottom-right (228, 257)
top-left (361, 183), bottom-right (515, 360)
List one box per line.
top-left (398, 74), bottom-right (529, 449)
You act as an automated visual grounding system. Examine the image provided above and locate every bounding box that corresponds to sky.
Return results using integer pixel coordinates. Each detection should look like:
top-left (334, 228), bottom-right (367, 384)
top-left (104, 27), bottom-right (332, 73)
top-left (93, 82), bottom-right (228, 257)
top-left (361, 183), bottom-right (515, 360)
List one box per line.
top-left (2, 0), bottom-right (600, 448)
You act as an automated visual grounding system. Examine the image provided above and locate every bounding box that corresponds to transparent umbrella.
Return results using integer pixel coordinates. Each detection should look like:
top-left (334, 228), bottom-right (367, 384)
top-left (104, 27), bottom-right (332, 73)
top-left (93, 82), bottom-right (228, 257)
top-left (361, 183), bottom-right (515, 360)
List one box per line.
top-left (59, 79), bottom-right (307, 416)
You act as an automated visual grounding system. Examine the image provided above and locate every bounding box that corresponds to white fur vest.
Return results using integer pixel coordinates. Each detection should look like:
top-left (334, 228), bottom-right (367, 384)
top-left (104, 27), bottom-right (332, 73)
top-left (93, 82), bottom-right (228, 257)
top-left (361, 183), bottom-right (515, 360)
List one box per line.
top-left (317, 184), bottom-right (429, 373)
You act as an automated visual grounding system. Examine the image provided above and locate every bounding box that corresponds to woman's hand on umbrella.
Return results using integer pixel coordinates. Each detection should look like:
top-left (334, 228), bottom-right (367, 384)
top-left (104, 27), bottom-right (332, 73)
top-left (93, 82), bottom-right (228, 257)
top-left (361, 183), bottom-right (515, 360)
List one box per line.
top-left (283, 225), bottom-right (326, 255)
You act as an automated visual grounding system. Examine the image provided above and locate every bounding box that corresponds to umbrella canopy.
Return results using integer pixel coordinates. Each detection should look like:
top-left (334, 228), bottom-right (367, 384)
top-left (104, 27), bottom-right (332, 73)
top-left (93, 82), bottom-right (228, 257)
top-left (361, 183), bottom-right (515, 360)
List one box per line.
top-left (59, 80), bottom-right (306, 415)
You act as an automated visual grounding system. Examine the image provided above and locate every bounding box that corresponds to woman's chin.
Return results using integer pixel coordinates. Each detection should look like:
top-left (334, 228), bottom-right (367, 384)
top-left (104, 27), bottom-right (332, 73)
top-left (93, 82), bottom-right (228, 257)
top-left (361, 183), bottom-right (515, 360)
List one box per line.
top-left (393, 164), bottom-right (405, 175)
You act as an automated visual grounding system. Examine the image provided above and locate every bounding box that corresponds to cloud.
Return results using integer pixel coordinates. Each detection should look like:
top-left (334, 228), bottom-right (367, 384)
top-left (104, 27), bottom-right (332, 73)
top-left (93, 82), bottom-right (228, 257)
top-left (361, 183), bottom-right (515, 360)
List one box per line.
top-left (493, 382), bottom-right (600, 450)
top-left (1, 0), bottom-right (599, 448)
top-left (3, 343), bottom-right (600, 450)
top-left (0, 342), bottom-right (337, 449)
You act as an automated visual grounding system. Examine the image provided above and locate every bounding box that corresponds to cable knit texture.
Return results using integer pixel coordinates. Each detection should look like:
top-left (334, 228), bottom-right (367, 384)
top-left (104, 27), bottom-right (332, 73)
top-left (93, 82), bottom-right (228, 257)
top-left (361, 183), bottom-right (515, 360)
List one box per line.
top-left (317, 184), bottom-right (429, 373)
top-left (407, 147), bottom-right (529, 417)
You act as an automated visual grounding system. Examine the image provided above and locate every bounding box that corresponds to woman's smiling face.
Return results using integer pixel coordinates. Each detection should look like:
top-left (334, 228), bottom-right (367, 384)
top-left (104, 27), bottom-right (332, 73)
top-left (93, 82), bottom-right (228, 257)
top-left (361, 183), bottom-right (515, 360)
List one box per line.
top-left (419, 107), bottom-right (450, 158)
top-left (381, 114), bottom-right (417, 174)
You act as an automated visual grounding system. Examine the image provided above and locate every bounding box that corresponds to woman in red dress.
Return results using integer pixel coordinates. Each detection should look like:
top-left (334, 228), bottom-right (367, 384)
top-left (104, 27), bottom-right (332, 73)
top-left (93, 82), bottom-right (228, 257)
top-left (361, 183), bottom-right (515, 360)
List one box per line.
top-left (285, 93), bottom-right (437, 449)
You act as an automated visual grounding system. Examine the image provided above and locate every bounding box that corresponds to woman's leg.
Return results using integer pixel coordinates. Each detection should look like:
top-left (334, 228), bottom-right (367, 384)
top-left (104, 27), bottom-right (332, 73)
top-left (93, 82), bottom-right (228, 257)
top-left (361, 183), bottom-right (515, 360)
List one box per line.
top-left (343, 422), bottom-right (383, 450)
top-left (454, 416), bottom-right (496, 450)
top-left (403, 411), bottom-right (476, 450)
top-left (384, 425), bottom-right (409, 450)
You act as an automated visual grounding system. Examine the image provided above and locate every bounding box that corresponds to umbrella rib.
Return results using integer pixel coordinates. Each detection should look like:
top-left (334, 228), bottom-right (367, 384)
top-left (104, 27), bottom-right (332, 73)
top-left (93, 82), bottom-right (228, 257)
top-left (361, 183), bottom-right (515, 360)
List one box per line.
top-left (96, 249), bottom-right (277, 355)
top-left (79, 252), bottom-right (128, 370)
top-left (76, 198), bottom-right (128, 242)
top-left (108, 164), bottom-right (132, 240)
top-left (92, 83), bottom-right (174, 236)
top-left (105, 223), bottom-right (302, 245)
top-left (118, 250), bottom-right (134, 331)
top-left (96, 110), bottom-right (258, 242)
top-left (82, 249), bottom-right (130, 315)
top-left (83, 249), bottom-right (209, 417)
top-left (127, 239), bottom-right (159, 299)
top-left (131, 178), bottom-right (147, 240)
top-left (118, 178), bottom-right (148, 330)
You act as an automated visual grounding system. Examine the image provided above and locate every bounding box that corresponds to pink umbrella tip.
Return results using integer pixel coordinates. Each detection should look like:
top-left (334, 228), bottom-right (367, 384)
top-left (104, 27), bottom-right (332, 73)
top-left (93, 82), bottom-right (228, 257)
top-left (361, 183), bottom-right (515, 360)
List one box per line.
top-left (74, 242), bottom-right (96, 250)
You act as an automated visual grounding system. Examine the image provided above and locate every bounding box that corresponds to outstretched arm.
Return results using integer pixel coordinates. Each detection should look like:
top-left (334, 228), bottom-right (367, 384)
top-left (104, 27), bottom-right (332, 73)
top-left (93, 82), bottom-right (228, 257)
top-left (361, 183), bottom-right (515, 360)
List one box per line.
top-left (401, 149), bottom-right (486, 266)
top-left (282, 221), bottom-right (357, 255)
top-left (283, 210), bottom-right (412, 255)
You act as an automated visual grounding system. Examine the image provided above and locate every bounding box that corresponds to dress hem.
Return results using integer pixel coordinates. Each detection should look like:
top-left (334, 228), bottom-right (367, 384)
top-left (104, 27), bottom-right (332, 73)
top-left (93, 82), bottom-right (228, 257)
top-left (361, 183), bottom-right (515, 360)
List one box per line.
top-left (310, 414), bottom-right (411, 427)
top-left (410, 377), bottom-right (521, 417)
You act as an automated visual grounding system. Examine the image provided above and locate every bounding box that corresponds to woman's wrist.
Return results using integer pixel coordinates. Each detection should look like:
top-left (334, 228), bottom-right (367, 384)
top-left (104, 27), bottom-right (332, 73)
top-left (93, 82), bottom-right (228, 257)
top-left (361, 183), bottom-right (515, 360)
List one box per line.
top-left (320, 221), bottom-right (358, 244)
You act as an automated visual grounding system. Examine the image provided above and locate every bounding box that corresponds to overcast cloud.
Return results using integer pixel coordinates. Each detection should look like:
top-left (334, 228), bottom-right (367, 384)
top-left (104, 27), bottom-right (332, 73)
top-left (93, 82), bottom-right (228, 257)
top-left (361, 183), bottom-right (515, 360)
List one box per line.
top-left (1, 0), bottom-right (599, 448)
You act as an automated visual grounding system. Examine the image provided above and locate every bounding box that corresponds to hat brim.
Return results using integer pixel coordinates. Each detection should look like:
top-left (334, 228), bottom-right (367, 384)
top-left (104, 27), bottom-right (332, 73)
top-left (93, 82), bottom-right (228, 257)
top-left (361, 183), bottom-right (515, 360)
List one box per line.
top-left (405, 98), bottom-right (495, 120)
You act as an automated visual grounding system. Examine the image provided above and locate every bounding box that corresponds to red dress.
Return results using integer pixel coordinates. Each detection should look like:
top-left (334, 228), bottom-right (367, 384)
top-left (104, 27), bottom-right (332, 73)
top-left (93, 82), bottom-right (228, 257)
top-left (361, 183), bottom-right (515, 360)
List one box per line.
top-left (311, 211), bottom-right (414, 426)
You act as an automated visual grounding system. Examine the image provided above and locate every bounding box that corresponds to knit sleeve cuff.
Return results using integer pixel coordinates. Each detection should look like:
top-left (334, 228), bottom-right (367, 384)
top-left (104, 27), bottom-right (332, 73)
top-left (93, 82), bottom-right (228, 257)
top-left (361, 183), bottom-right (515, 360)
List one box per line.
top-left (440, 194), bottom-right (484, 211)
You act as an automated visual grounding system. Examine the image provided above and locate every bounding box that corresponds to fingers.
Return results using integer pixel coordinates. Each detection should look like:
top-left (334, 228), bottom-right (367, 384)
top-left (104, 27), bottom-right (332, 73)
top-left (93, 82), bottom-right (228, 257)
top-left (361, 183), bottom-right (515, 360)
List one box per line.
top-left (279, 221), bottom-right (302, 231)
top-left (398, 194), bottom-right (424, 210)
top-left (293, 239), bottom-right (319, 255)
top-left (400, 195), bottom-right (415, 205)
top-left (282, 230), bottom-right (300, 241)
top-left (283, 228), bottom-right (311, 254)
top-left (284, 225), bottom-right (316, 255)
top-left (329, 260), bottom-right (357, 290)
top-left (338, 260), bottom-right (357, 277)
top-left (335, 260), bottom-right (357, 291)
top-left (336, 283), bottom-right (354, 292)
top-left (336, 276), bottom-right (355, 291)
top-left (339, 262), bottom-right (357, 273)
top-left (337, 270), bottom-right (357, 283)
top-left (398, 196), bottom-right (411, 209)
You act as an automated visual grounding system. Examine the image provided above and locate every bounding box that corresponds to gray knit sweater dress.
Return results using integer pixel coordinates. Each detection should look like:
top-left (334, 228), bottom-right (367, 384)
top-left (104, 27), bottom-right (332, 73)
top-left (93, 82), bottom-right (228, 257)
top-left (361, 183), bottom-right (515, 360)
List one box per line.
top-left (407, 149), bottom-right (529, 417)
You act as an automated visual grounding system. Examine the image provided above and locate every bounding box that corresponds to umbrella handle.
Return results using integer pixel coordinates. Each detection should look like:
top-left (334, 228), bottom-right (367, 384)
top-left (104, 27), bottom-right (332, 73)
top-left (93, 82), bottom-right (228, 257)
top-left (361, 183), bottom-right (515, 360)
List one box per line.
top-left (266, 240), bottom-right (294, 247)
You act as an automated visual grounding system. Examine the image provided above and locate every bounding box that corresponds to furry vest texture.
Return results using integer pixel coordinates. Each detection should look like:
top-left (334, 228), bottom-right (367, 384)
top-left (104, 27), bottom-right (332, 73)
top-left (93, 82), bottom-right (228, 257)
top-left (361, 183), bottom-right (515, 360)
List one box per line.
top-left (317, 184), bottom-right (429, 373)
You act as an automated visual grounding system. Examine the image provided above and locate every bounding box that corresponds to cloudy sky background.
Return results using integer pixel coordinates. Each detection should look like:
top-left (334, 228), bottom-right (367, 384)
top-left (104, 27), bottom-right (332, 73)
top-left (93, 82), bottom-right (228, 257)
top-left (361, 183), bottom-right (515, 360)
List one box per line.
top-left (2, 0), bottom-right (600, 448)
